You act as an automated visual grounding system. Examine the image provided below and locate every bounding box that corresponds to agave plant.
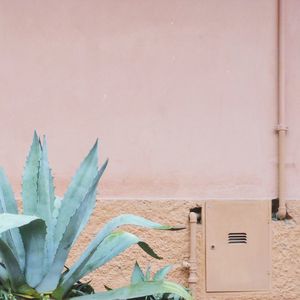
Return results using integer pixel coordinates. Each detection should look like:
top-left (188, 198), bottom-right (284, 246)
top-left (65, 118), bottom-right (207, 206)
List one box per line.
top-left (0, 132), bottom-right (192, 300)
top-left (127, 262), bottom-right (188, 300)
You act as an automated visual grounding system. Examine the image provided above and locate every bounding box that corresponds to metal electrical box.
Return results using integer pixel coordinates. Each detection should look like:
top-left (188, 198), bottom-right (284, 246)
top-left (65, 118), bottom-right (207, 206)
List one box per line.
top-left (206, 200), bottom-right (271, 292)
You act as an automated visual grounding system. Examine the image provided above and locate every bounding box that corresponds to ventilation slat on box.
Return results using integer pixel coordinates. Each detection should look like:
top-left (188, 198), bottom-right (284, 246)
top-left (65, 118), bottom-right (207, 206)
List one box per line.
top-left (228, 232), bottom-right (247, 244)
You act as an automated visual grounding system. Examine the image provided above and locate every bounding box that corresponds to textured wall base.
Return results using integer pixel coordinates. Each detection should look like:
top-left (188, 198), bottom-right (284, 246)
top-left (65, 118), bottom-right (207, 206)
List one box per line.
top-left (67, 200), bottom-right (300, 300)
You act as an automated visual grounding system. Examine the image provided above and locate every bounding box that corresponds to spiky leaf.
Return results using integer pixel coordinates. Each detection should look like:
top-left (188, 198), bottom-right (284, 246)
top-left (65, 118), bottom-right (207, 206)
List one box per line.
top-left (22, 131), bottom-right (41, 215)
top-left (36, 136), bottom-right (55, 224)
top-left (36, 137), bottom-right (55, 269)
top-left (59, 231), bottom-right (161, 294)
top-left (0, 263), bottom-right (8, 284)
top-left (0, 239), bottom-right (25, 290)
top-left (20, 219), bottom-right (47, 288)
top-left (53, 141), bottom-right (99, 252)
top-left (0, 168), bottom-right (18, 214)
top-left (36, 166), bottom-right (106, 293)
top-left (0, 213), bottom-right (41, 284)
top-left (69, 281), bottom-right (192, 300)
top-left (145, 265), bottom-right (151, 281)
top-left (0, 169), bottom-right (25, 271)
top-left (74, 159), bottom-right (108, 243)
top-left (54, 215), bottom-right (177, 299)
top-left (0, 214), bottom-right (39, 234)
top-left (153, 265), bottom-right (172, 281)
top-left (131, 262), bottom-right (145, 284)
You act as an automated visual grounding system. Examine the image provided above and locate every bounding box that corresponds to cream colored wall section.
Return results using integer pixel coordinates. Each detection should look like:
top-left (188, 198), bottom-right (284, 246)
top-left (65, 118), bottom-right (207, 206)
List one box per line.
top-left (0, 0), bottom-right (278, 199)
top-left (70, 199), bottom-right (300, 299)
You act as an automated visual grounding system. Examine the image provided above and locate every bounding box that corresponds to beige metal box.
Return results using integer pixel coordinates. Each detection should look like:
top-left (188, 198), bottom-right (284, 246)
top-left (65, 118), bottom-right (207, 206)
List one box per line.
top-left (206, 200), bottom-right (271, 292)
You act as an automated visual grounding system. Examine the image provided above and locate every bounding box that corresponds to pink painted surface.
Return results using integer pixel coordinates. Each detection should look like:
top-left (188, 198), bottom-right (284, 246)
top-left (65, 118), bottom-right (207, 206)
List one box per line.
top-left (0, 0), bottom-right (293, 199)
top-left (285, 0), bottom-right (300, 200)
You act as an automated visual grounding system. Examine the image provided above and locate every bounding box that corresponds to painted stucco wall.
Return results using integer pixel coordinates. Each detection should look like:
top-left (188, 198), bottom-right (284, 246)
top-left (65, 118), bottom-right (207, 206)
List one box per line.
top-left (0, 0), bottom-right (280, 199)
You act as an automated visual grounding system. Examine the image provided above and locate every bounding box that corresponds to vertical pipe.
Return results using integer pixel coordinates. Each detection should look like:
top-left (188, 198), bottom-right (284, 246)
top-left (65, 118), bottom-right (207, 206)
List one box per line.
top-left (188, 212), bottom-right (198, 297)
top-left (276, 0), bottom-right (288, 220)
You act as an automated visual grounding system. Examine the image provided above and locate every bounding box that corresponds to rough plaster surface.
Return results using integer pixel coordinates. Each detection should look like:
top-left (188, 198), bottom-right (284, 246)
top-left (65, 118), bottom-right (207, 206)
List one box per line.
top-left (67, 200), bottom-right (300, 300)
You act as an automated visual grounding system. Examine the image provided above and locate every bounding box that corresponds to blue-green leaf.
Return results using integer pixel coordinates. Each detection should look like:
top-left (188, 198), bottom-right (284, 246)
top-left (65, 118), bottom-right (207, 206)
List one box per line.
top-left (0, 239), bottom-right (25, 291)
top-left (54, 215), bottom-right (176, 299)
top-left (0, 213), bottom-right (41, 284)
top-left (0, 213), bottom-right (40, 234)
top-left (153, 265), bottom-right (172, 281)
top-left (36, 136), bottom-right (55, 223)
top-left (145, 265), bottom-right (151, 281)
top-left (131, 262), bottom-right (145, 284)
top-left (69, 281), bottom-right (192, 300)
top-left (0, 264), bottom-right (8, 283)
top-left (74, 159), bottom-right (108, 243)
top-left (59, 231), bottom-right (160, 293)
top-left (0, 169), bottom-right (25, 271)
top-left (22, 131), bottom-right (42, 215)
top-left (20, 219), bottom-right (47, 288)
top-left (0, 168), bottom-right (18, 214)
top-left (0, 214), bottom-right (41, 279)
top-left (54, 140), bottom-right (98, 252)
top-left (36, 166), bottom-right (105, 293)
top-left (36, 137), bottom-right (55, 269)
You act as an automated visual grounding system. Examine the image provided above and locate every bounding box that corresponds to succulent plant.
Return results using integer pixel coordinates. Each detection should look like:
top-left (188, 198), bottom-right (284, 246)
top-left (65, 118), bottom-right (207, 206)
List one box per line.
top-left (127, 262), bottom-right (189, 300)
top-left (0, 132), bottom-right (192, 300)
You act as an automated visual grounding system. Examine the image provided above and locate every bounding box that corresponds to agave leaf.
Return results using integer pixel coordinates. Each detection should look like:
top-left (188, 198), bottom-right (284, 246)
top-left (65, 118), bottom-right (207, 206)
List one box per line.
top-left (15, 285), bottom-right (40, 298)
top-left (22, 131), bottom-right (42, 215)
top-left (36, 166), bottom-right (106, 293)
top-left (0, 213), bottom-right (41, 284)
top-left (131, 262), bottom-right (145, 284)
top-left (54, 140), bottom-right (99, 251)
top-left (69, 281), bottom-right (192, 300)
top-left (52, 196), bottom-right (62, 219)
top-left (74, 159), bottom-right (108, 243)
top-left (52, 196), bottom-right (62, 233)
top-left (0, 263), bottom-right (8, 283)
top-left (13, 293), bottom-right (36, 299)
top-left (0, 169), bottom-right (26, 271)
top-left (45, 140), bottom-right (56, 216)
top-left (138, 242), bottom-right (162, 260)
top-left (36, 136), bottom-right (55, 222)
top-left (54, 215), bottom-right (177, 299)
top-left (0, 239), bottom-right (25, 290)
top-left (0, 228), bottom-right (25, 273)
top-left (0, 213), bottom-right (40, 234)
top-left (0, 168), bottom-right (18, 214)
top-left (59, 231), bottom-right (161, 294)
top-left (36, 137), bottom-right (55, 268)
top-left (145, 265), bottom-right (151, 281)
top-left (19, 219), bottom-right (47, 288)
top-left (153, 265), bottom-right (172, 281)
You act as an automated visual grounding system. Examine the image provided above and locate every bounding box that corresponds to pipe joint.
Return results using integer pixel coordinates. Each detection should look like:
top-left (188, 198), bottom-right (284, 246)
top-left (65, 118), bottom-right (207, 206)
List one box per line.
top-left (276, 124), bottom-right (288, 132)
top-left (188, 274), bottom-right (198, 284)
top-left (276, 206), bottom-right (287, 220)
top-left (189, 212), bottom-right (198, 223)
top-left (182, 261), bottom-right (191, 269)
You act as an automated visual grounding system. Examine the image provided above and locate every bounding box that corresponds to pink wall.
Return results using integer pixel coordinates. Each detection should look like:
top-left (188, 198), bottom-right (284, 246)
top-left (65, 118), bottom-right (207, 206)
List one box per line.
top-left (0, 0), bottom-right (297, 200)
top-left (285, 0), bottom-right (300, 199)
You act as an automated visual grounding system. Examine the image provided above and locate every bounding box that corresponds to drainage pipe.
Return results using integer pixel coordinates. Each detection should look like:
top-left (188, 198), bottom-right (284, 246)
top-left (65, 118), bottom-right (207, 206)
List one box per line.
top-left (188, 212), bottom-right (198, 297)
top-left (276, 0), bottom-right (288, 220)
